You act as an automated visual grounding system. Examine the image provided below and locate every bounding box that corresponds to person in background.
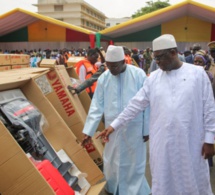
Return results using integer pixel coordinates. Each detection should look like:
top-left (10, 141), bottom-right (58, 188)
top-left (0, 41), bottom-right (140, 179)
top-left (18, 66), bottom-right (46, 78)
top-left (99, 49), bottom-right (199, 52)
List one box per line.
top-left (194, 50), bottom-right (213, 82)
top-left (185, 43), bottom-right (201, 64)
top-left (57, 49), bottom-right (68, 67)
top-left (97, 34), bottom-right (215, 195)
top-left (45, 49), bottom-right (51, 59)
top-left (184, 50), bottom-right (192, 58)
top-left (81, 45), bottom-right (151, 195)
top-left (143, 47), bottom-right (152, 74)
top-left (123, 46), bottom-right (132, 65)
top-left (75, 48), bottom-right (100, 98)
top-left (36, 53), bottom-right (43, 67)
top-left (131, 48), bottom-right (140, 66)
top-left (208, 41), bottom-right (215, 78)
top-left (193, 49), bottom-right (214, 167)
top-left (68, 48), bottom-right (105, 95)
top-left (30, 54), bottom-right (37, 67)
top-left (138, 50), bottom-right (144, 70)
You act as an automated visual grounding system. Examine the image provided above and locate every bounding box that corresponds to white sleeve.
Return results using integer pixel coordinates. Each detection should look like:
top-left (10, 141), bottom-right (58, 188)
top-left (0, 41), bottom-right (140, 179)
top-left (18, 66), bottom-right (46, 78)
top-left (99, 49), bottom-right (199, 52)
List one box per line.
top-left (79, 65), bottom-right (86, 82)
top-left (111, 78), bottom-right (150, 130)
top-left (143, 106), bottom-right (150, 136)
top-left (82, 77), bottom-right (104, 137)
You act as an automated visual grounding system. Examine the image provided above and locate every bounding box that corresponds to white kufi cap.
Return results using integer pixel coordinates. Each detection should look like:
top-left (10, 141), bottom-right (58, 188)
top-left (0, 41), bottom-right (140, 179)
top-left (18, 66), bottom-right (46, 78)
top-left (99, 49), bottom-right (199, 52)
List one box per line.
top-left (105, 45), bottom-right (124, 62)
top-left (153, 34), bottom-right (177, 51)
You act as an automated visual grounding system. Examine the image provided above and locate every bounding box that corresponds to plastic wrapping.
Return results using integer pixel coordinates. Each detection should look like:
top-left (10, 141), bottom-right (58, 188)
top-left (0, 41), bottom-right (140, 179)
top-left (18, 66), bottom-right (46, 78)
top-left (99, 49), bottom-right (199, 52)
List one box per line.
top-left (70, 77), bottom-right (82, 88)
top-left (2, 99), bottom-right (39, 148)
top-left (0, 97), bottom-right (49, 156)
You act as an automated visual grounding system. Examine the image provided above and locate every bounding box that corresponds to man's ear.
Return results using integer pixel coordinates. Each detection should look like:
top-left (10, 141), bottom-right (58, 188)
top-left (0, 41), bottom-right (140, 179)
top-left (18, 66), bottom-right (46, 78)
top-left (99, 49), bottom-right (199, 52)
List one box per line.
top-left (170, 49), bottom-right (177, 56)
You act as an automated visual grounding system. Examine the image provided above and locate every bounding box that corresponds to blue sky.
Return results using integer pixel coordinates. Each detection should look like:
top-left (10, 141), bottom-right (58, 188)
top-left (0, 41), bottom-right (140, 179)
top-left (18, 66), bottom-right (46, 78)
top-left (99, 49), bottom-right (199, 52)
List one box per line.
top-left (1, 0), bottom-right (215, 18)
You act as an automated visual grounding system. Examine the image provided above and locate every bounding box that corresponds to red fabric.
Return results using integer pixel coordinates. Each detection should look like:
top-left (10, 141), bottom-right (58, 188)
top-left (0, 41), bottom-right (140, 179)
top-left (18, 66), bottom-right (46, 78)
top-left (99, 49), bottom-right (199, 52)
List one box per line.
top-left (89, 34), bottom-right (95, 48)
top-left (109, 40), bottom-right (114, 45)
top-left (211, 24), bottom-right (215, 41)
top-left (66, 29), bottom-right (90, 42)
top-left (36, 160), bottom-right (75, 195)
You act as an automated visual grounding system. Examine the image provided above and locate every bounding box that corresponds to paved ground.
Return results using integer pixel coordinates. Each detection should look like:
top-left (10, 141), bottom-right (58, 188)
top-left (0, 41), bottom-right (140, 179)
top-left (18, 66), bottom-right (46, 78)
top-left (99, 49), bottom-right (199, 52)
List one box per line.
top-left (99, 146), bottom-right (215, 195)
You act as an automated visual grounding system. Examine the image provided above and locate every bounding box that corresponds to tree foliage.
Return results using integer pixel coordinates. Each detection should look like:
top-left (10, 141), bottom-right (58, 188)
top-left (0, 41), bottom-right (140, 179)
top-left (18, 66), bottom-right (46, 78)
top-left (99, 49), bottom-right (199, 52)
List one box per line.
top-left (132, 0), bottom-right (170, 18)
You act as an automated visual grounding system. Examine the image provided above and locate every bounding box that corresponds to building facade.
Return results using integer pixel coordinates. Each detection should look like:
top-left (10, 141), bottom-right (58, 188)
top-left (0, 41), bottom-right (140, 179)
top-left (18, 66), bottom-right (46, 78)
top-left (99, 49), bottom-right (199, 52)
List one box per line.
top-left (105, 17), bottom-right (131, 28)
top-left (34, 0), bottom-right (106, 32)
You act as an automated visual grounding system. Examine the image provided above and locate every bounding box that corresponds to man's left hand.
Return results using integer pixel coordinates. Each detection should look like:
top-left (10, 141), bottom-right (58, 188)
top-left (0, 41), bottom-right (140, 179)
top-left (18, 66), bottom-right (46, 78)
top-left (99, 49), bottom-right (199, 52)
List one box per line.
top-left (143, 135), bottom-right (149, 142)
top-left (202, 143), bottom-right (215, 159)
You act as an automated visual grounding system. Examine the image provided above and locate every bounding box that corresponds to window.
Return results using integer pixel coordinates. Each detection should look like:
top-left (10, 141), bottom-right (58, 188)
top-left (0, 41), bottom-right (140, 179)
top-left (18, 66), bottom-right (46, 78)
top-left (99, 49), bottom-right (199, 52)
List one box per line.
top-left (54, 5), bottom-right (63, 11)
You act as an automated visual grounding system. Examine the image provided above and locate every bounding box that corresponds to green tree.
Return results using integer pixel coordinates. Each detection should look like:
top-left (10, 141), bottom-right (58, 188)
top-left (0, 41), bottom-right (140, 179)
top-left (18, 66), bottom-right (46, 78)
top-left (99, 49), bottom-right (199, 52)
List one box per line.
top-left (132, 0), bottom-right (170, 18)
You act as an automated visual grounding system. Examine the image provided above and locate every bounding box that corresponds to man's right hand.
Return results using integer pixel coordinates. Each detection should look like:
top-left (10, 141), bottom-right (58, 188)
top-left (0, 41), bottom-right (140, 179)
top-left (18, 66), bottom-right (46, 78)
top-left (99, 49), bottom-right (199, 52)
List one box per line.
top-left (96, 126), bottom-right (114, 142)
top-left (67, 85), bottom-right (79, 95)
top-left (81, 134), bottom-right (92, 147)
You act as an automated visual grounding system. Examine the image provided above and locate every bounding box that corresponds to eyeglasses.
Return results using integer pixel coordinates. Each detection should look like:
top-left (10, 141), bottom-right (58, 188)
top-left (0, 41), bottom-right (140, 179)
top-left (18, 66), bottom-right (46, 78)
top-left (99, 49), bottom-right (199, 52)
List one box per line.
top-left (154, 51), bottom-right (168, 61)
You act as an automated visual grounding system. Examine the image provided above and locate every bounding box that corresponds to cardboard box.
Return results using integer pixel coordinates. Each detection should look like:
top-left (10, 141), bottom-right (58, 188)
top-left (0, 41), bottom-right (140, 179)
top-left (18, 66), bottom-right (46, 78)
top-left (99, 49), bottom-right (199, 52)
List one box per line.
top-left (66, 66), bottom-right (105, 132)
top-left (10, 54), bottom-right (30, 65)
top-left (67, 56), bottom-right (85, 67)
top-left (0, 65), bottom-right (11, 71)
top-left (40, 59), bottom-right (57, 68)
top-left (0, 69), bottom-right (105, 194)
top-left (11, 64), bottom-right (30, 69)
top-left (0, 121), bottom-right (55, 194)
top-left (34, 65), bottom-right (104, 166)
top-left (0, 54), bottom-right (10, 65)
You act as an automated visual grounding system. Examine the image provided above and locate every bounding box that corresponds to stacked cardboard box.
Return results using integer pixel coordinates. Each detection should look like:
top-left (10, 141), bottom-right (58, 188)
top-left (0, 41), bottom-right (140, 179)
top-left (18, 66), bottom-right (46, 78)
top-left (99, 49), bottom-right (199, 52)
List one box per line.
top-left (0, 65), bottom-right (11, 71)
top-left (0, 68), bottom-right (105, 194)
top-left (67, 56), bottom-right (85, 67)
top-left (0, 54), bottom-right (10, 65)
top-left (0, 54), bottom-right (30, 71)
top-left (39, 59), bottom-right (57, 68)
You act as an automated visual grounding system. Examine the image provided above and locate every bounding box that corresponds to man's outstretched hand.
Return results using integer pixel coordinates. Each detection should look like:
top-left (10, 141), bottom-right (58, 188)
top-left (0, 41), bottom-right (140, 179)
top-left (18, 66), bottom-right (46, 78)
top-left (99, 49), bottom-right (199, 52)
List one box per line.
top-left (81, 134), bottom-right (92, 147)
top-left (143, 135), bottom-right (149, 142)
top-left (67, 85), bottom-right (79, 95)
top-left (96, 126), bottom-right (114, 143)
